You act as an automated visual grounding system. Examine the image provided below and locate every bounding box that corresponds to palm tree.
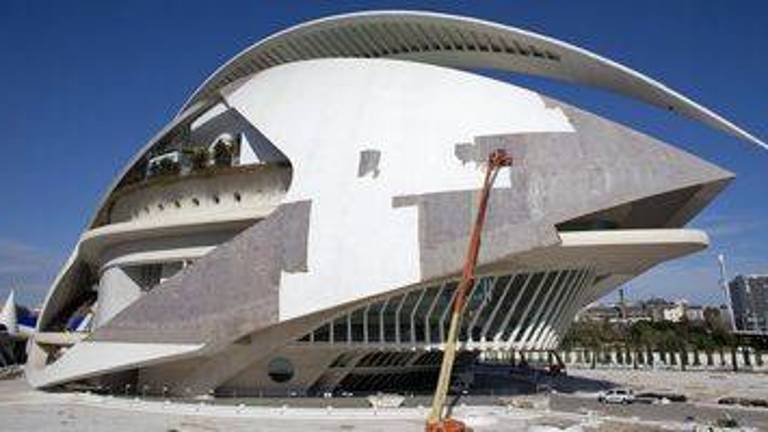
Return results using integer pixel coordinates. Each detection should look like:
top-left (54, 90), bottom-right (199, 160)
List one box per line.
top-left (212, 141), bottom-right (234, 167)
top-left (188, 147), bottom-right (210, 171)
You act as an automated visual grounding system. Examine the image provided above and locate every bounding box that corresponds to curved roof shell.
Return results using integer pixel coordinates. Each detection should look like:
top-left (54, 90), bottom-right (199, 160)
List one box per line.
top-left (87, 10), bottom-right (765, 230)
top-left (181, 10), bottom-right (765, 148)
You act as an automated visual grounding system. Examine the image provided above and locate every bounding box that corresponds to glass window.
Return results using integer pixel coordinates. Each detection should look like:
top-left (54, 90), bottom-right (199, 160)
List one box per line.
top-left (123, 263), bottom-right (164, 292)
top-left (382, 295), bottom-right (402, 343)
top-left (367, 303), bottom-right (383, 343)
top-left (413, 286), bottom-right (440, 343)
top-left (434, 282), bottom-right (458, 343)
top-left (514, 272), bottom-right (556, 342)
top-left (313, 323), bottom-right (330, 342)
top-left (350, 308), bottom-right (365, 342)
top-left (460, 276), bottom-right (495, 341)
top-left (267, 357), bottom-right (294, 383)
top-left (398, 290), bottom-right (422, 343)
top-left (474, 275), bottom-right (512, 340)
top-left (332, 316), bottom-right (348, 343)
top-left (485, 274), bottom-right (522, 340)
top-left (522, 271), bottom-right (567, 341)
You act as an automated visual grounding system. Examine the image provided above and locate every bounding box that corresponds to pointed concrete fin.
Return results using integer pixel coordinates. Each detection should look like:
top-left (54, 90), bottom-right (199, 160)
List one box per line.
top-left (239, 133), bottom-right (261, 165)
top-left (0, 290), bottom-right (18, 335)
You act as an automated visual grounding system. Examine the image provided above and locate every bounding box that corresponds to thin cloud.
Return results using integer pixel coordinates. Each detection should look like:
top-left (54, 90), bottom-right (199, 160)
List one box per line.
top-left (694, 216), bottom-right (768, 239)
top-left (0, 239), bottom-right (56, 274)
top-left (0, 239), bottom-right (60, 306)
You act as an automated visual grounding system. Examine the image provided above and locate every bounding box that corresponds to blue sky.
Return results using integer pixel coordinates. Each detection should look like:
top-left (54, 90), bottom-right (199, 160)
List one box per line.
top-left (0, 1), bottom-right (766, 307)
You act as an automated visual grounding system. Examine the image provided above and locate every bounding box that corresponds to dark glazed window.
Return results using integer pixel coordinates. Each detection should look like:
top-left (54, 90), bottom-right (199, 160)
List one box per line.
top-left (313, 323), bottom-right (330, 342)
top-left (357, 149), bottom-right (381, 178)
top-left (367, 303), bottom-right (383, 343)
top-left (413, 286), bottom-right (440, 343)
top-left (398, 290), bottom-right (422, 343)
top-left (267, 357), bottom-right (294, 383)
top-left (382, 295), bottom-right (402, 343)
top-left (350, 308), bottom-right (365, 342)
top-left (333, 316), bottom-right (348, 343)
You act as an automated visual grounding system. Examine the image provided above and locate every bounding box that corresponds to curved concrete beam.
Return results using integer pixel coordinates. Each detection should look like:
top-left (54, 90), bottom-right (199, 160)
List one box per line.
top-left (179, 10), bottom-right (765, 149)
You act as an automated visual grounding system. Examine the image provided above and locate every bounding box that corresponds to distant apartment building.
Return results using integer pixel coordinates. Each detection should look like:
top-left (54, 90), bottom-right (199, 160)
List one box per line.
top-left (643, 297), bottom-right (674, 322)
top-left (621, 304), bottom-right (653, 323)
top-left (729, 275), bottom-right (768, 333)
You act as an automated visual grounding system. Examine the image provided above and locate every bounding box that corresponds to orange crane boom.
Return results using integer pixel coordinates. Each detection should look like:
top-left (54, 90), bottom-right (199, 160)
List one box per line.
top-left (426, 149), bottom-right (513, 432)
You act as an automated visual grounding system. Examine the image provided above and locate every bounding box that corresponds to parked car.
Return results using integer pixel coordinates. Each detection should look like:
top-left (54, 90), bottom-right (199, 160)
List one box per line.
top-left (598, 388), bottom-right (635, 404)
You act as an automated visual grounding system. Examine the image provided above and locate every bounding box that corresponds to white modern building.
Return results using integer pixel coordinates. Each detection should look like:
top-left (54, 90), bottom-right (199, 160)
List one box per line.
top-left (663, 302), bottom-right (687, 323)
top-left (27, 11), bottom-right (764, 396)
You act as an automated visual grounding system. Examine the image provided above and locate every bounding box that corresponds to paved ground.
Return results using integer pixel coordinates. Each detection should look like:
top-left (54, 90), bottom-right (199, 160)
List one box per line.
top-left (2, 370), bottom-right (768, 431)
top-left (548, 368), bottom-right (768, 430)
top-left (0, 378), bottom-right (562, 432)
top-left (564, 368), bottom-right (768, 403)
top-left (0, 377), bottom-right (670, 432)
top-left (551, 394), bottom-right (768, 430)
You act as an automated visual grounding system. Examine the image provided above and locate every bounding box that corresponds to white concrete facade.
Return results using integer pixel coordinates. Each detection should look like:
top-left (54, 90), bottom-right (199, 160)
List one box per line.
top-left (25, 11), bottom-right (764, 396)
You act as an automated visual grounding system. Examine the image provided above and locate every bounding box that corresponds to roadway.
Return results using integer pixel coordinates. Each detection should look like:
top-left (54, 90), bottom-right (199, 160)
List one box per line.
top-left (550, 393), bottom-right (768, 430)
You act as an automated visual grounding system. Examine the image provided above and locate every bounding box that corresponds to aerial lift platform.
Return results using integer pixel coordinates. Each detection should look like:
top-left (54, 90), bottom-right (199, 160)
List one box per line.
top-left (426, 149), bottom-right (513, 432)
